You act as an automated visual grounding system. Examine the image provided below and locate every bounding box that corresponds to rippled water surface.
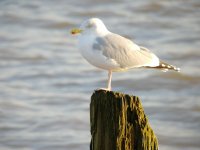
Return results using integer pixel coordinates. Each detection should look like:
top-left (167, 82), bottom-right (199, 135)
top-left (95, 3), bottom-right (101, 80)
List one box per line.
top-left (0, 0), bottom-right (200, 150)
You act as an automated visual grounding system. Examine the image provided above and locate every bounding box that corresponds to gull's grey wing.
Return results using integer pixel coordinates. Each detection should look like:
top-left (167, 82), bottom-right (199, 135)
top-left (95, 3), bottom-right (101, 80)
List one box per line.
top-left (93, 33), bottom-right (159, 69)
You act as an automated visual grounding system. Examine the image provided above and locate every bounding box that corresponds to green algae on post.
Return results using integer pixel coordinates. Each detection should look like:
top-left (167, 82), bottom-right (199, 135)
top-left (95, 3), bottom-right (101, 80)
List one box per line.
top-left (90, 90), bottom-right (158, 150)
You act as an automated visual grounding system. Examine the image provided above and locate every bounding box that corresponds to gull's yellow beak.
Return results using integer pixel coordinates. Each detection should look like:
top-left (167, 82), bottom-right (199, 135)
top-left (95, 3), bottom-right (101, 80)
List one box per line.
top-left (70, 28), bottom-right (83, 35)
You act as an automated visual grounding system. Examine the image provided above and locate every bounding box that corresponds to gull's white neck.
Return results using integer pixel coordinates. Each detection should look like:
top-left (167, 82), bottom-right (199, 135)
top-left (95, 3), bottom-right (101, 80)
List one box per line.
top-left (78, 20), bottom-right (111, 55)
top-left (95, 25), bottom-right (110, 36)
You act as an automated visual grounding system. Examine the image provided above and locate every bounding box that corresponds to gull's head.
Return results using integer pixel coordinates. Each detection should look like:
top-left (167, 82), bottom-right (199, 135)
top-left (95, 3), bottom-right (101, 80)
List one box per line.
top-left (71, 18), bottom-right (108, 36)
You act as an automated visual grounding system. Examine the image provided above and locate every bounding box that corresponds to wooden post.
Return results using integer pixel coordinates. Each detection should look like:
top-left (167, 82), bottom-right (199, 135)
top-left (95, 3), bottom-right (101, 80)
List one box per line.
top-left (90, 90), bottom-right (158, 150)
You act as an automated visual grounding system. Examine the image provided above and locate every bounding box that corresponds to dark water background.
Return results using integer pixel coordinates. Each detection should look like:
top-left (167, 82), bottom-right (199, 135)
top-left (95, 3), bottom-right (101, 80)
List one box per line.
top-left (0, 0), bottom-right (200, 150)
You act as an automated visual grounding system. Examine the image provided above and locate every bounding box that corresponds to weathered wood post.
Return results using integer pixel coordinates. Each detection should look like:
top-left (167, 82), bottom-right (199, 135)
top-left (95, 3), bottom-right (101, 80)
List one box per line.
top-left (90, 90), bottom-right (158, 150)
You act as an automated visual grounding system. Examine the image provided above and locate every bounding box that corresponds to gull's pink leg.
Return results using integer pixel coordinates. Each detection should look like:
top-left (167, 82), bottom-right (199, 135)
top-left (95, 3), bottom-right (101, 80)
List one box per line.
top-left (98, 70), bottom-right (112, 91)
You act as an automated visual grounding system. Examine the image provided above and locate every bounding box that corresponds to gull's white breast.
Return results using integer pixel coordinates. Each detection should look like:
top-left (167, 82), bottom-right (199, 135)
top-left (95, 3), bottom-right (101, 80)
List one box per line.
top-left (78, 34), bottom-right (121, 71)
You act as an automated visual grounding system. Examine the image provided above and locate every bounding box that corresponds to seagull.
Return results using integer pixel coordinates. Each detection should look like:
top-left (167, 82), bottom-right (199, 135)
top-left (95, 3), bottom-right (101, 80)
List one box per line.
top-left (71, 18), bottom-right (180, 91)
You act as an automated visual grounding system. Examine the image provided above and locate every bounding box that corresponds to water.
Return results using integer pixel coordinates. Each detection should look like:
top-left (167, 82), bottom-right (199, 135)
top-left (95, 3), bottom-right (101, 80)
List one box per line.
top-left (0, 0), bottom-right (200, 149)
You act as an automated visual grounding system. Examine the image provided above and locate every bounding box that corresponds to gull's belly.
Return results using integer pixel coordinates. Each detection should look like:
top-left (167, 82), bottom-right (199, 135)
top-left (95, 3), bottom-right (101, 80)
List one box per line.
top-left (78, 34), bottom-right (125, 71)
top-left (80, 46), bottom-right (121, 71)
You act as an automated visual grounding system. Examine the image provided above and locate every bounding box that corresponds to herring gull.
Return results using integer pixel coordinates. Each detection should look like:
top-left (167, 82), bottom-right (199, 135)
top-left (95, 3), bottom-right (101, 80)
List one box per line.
top-left (71, 18), bottom-right (180, 90)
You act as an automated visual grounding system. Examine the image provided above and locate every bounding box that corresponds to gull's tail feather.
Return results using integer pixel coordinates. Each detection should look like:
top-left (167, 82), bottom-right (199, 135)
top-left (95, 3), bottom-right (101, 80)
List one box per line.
top-left (146, 61), bottom-right (180, 72)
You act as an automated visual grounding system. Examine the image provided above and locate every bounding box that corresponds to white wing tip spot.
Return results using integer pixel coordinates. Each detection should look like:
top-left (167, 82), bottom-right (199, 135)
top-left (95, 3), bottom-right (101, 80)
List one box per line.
top-left (161, 64), bottom-right (165, 67)
top-left (176, 67), bottom-right (181, 72)
top-left (167, 65), bottom-right (172, 68)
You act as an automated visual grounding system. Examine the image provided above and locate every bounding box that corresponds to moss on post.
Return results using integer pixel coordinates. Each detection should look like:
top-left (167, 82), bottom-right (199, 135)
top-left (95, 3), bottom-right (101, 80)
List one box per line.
top-left (90, 90), bottom-right (158, 150)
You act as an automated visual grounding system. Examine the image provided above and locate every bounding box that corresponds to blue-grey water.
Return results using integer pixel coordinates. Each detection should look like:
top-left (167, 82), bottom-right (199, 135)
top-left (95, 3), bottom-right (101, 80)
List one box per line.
top-left (0, 0), bottom-right (200, 150)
